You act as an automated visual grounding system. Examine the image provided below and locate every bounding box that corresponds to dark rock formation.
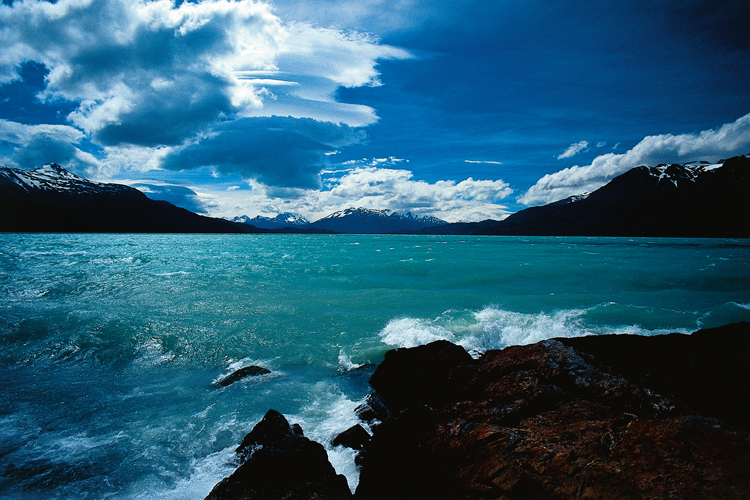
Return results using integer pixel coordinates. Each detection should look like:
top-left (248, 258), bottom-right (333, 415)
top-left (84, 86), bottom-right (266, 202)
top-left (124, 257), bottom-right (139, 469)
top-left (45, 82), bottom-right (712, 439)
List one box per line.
top-left (354, 392), bottom-right (390, 425)
top-left (332, 425), bottom-right (371, 451)
top-left (214, 366), bottom-right (271, 388)
top-left (205, 409), bottom-right (352, 500)
top-left (559, 322), bottom-right (750, 432)
top-left (356, 322), bottom-right (750, 499)
top-left (206, 323), bottom-right (750, 500)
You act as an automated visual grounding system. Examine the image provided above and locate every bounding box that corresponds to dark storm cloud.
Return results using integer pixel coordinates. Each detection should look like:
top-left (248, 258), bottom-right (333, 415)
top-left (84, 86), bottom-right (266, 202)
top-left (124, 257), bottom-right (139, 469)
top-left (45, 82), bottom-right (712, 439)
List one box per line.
top-left (160, 116), bottom-right (366, 189)
top-left (132, 183), bottom-right (210, 214)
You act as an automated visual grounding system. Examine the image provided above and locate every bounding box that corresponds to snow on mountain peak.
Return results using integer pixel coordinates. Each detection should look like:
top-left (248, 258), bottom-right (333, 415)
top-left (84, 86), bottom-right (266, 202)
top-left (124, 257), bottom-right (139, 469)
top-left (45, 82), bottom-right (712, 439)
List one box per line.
top-left (0, 163), bottom-right (135, 196)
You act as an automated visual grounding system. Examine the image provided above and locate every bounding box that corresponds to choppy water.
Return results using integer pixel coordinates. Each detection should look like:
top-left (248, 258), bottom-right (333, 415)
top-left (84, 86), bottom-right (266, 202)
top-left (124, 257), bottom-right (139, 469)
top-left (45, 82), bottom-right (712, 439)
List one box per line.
top-left (1, 234), bottom-right (749, 498)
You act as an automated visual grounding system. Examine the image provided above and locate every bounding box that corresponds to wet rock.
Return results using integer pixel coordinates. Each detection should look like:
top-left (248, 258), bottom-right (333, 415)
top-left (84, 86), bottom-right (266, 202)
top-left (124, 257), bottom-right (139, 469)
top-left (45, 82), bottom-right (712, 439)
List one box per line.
top-left (213, 366), bottom-right (271, 387)
top-left (332, 424), bottom-right (371, 451)
top-left (355, 323), bottom-right (750, 500)
top-left (368, 339), bottom-right (474, 413)
top-left (205, 409), bottom-right (352, 500)
top-left (354, 392), bottom-right (390, 424)
top-left (559, 321), bottom-right (750, 431)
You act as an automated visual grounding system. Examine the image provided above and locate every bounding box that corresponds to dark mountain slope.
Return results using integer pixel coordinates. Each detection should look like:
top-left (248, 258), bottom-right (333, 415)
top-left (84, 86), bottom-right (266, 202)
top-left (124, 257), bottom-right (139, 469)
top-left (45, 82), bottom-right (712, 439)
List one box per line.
top-left (422, 155), bottom-right (750, 237)
top-left (0, 164), bottom-right (256, 233)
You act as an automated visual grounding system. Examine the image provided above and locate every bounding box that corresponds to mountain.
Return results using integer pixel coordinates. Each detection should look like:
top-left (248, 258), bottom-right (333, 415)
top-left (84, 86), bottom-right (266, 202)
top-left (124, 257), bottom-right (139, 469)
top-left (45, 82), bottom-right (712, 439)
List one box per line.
top-left (0, 164), bottom-right (255, 233)
top-left (233, 212), bottom-right (311, 230)
top-left (309, 207), bottom-right (448, 234)
top-left (421, 155), bottom-right (750, 237)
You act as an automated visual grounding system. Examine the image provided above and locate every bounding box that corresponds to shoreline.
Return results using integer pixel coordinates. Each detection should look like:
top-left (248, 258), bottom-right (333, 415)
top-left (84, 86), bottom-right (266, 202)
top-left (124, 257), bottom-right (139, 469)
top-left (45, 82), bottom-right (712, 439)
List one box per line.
top-left (206, 322), bottom-right (750, 499)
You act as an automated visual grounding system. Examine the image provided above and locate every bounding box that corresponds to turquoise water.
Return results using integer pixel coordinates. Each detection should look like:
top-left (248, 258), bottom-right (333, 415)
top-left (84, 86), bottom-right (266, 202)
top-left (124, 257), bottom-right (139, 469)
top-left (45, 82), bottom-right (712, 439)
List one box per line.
top-left (1, 234), bottom-right (749, 498)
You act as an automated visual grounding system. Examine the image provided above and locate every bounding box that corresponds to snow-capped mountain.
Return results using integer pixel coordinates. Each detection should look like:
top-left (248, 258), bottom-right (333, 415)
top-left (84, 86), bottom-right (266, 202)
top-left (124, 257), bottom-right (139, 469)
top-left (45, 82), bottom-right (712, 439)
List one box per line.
top-left (0, 164), bottom-right (252, 233)
top-left (233, 212), bottom-right (311, 230)
top-left (0, 163), bottom-right (136, 196)
top-left (425, 155), bottom-right (750, 237)
top-left (310, 207), bottom-right (447, 233)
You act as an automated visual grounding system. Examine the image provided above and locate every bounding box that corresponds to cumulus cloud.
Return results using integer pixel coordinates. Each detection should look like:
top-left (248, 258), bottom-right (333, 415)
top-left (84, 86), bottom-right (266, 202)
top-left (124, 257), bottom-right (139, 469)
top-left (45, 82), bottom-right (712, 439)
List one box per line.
top-left (519, 112), bottom-right (750, 206)
top-left (180, 158), bottom-right (513, 222)
top-left (159, 116), bottom-right (366, 189)
top-left (0, 0), bottom-right (409, 173)
top-left (557, 140), bottom-right (589, 159)
top-left (314, 161), bottom-right (513, 222)
top-left (0, 119), bottom-right (100, 175)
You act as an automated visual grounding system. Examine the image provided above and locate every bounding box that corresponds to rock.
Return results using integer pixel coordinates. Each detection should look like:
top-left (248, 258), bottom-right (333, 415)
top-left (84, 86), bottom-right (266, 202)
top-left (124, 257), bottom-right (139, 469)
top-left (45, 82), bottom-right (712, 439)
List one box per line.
top-left (354, 392), bottom-right (390, 424)
top-left (355, 324), bottom-right (750, 500)
top-left (214, 366), bottom-right (271, 387)
top-left (368, 339), bottom-right (474, 413)
top-left (332, 425), bottom-right (371, 451)
top-left (204, 324), bottom-right (750, 500)
top-left (559, 321), bottom-right (750, 431)
top-left (205, 409), bottom-right (352, 500)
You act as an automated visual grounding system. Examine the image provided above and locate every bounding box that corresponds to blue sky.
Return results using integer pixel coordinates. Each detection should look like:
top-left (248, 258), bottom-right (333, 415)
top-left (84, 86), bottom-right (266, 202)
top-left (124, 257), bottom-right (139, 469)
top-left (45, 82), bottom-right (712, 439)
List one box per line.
top-left (1, 0), bottom-right (749, 222)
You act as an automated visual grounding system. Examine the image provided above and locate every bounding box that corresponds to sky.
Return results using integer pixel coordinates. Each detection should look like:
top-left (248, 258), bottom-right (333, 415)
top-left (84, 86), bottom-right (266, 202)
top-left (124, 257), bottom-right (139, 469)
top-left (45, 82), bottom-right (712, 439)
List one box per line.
top-left (1, 0), bottom-right (749, 222)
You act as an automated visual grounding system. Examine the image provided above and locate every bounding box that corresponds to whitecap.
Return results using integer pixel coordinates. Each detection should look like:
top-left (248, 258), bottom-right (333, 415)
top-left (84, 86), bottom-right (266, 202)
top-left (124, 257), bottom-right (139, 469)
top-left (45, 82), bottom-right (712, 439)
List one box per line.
top-left (337, 349), bottom-right (363, 371)
top-left (288, 385), bottom-right (367, 492)
top-left (379, 317), bottom-right (455, 348)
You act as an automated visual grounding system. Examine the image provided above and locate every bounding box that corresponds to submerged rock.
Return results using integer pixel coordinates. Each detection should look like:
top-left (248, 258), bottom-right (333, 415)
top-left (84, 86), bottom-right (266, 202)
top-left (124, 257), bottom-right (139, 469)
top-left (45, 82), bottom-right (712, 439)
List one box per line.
top-left (204, 409), bottom-right (352, 500)
top-left (213, 366), bottom-right (271, 387)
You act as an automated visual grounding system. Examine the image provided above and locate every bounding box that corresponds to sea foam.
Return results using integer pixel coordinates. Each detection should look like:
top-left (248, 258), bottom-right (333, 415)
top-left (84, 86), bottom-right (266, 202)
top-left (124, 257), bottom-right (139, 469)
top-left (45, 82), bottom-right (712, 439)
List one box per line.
top-left (378, 305), bottom-right (695, 356)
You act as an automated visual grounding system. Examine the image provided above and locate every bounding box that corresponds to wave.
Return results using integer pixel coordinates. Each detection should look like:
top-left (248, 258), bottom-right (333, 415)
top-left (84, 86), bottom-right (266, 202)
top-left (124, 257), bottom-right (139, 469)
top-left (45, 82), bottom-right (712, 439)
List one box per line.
top-left (378, 305), bottom-right (693, 356)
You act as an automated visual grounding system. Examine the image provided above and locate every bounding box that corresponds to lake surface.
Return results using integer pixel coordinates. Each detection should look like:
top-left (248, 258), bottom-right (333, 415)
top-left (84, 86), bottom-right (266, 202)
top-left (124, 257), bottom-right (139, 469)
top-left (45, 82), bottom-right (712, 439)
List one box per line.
top-left (1, 234), bottom-right (749, 498)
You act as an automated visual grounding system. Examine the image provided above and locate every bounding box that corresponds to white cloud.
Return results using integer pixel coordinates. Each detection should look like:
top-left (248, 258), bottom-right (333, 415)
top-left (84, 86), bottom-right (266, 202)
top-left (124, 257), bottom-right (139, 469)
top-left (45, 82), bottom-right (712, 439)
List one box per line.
top-left (0, 0), bottom-right (410, 173)
top-left (465, 160), bottom-right (502, 165)
top-left (557, 140), bottom-right (589, 159)
top-left (0, 119), bottom-right (100, 176)
top-left (202, 160), bottom-right (514, 222)
top-left (519, 112), bottom-right (750, 206)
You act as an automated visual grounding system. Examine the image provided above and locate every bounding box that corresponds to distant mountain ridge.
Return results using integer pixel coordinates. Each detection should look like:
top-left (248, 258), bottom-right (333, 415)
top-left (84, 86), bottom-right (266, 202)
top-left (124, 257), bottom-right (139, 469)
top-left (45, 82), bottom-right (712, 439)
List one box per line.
top-left (310, 208), bottom-right (447, 233)
top-left (233, 207), bottom-right (448, 233)
top-left (2, 157), bottom-right (748, 236)
top-left (0, 164), bottom-right (254, 233)
top-left (232, 212), bottom-right (311, 230)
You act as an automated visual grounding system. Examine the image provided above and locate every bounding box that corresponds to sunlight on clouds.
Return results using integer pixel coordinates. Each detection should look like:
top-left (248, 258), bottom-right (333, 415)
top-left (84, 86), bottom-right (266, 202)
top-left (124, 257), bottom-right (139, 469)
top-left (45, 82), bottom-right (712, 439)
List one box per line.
top-left (0, 0), bottom-right (410, 179)
top-left (0, 119), bottom-right (100, 176)
top-left (519, 112), bottom-right (750, 206)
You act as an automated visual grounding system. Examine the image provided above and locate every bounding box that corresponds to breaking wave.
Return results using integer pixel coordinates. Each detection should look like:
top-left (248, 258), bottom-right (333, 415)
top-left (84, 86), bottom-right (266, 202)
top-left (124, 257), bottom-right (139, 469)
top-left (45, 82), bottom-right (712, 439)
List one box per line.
top-left (379, 304), bottom-right (693, 356)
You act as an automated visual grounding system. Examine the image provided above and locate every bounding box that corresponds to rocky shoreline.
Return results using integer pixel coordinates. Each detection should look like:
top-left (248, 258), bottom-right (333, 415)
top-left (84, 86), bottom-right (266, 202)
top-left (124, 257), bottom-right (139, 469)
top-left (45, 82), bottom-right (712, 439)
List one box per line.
top-left (206, 322), bottom-right (750, 499)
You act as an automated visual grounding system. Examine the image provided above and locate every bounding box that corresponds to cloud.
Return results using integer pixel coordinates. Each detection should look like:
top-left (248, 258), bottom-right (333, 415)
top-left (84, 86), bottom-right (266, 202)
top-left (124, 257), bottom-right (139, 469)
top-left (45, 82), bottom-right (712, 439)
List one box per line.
top-left (465, 160), bottom-right (502, 165)
top-left (557, 140), bottom-right (589, 159)
top-left (0, 119), bottom-right (100, 175)
top-left (316, 161), bottom-right (513, 222)
top-left (159, 116), bottom-right (366, 189)
top-left (131, 182), bottom-right (210, 214)
top-left (519, 112), bottom-right (750, 205)
top-left (177, 158), bottom-right (513, 223)
top-left (0, 0), bottom-right (410, 153)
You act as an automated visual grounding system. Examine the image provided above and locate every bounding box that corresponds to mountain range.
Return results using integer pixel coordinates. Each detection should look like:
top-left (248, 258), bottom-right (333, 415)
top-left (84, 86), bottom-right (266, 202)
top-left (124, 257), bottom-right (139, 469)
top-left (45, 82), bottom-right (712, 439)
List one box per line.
top-left (423, 155), bottom-right (750, 237)
top-left (233, 208), bottom-right (447, 233)
top-left (0, 164), bottom-right (253, 233)
top-left (1, 156), bottom-right (748, 236)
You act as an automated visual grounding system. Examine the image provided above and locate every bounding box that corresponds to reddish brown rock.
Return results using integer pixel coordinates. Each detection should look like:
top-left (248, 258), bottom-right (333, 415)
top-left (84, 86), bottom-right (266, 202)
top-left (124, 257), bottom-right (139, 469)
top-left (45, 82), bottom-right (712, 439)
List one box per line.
top-left (205, 323), bottom-right (750, 500)
top-left (355, 323), bottom-right (750, 500)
